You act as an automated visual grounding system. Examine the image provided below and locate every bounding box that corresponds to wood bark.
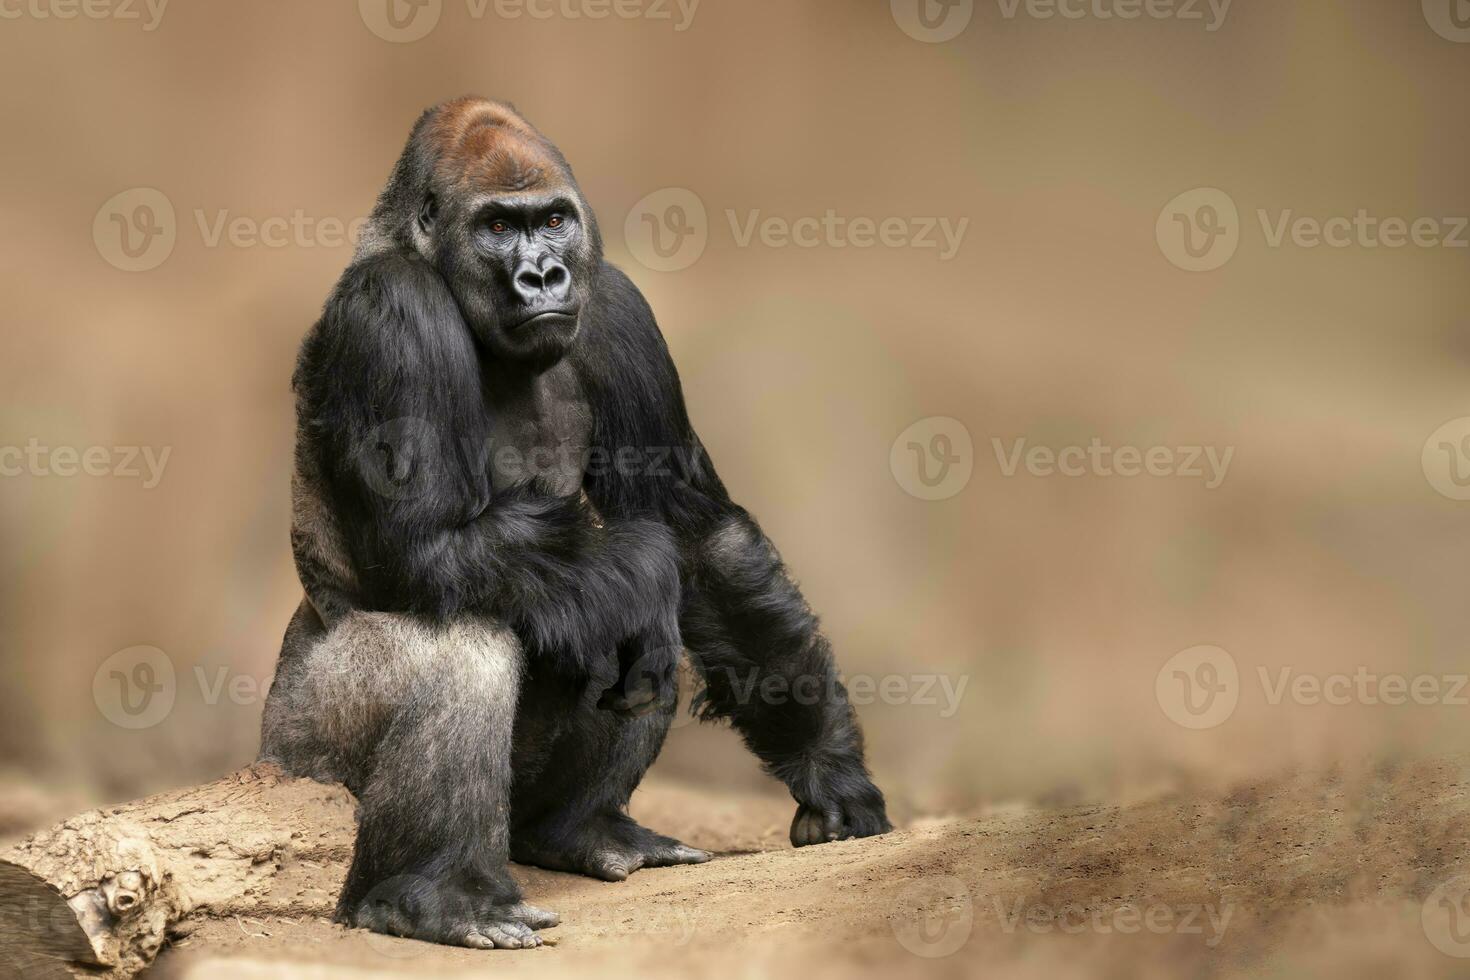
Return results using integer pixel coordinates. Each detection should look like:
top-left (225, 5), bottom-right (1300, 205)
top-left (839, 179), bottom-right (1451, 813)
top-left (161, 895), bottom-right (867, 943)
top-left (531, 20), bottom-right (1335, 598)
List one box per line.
top-left (0, 764), bottom-right (356, 980)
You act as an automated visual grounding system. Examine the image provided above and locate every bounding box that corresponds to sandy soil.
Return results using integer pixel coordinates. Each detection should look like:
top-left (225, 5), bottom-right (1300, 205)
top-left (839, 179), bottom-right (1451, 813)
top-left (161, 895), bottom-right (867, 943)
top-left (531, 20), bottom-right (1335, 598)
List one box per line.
top-left (136, 758), bottom-right (1470, 980)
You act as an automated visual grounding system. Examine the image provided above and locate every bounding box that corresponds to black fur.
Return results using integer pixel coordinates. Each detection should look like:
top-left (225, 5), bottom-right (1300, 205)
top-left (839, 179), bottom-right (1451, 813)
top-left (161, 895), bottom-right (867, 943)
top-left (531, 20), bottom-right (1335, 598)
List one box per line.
top-left (260, 97), bottom-right (889, 951)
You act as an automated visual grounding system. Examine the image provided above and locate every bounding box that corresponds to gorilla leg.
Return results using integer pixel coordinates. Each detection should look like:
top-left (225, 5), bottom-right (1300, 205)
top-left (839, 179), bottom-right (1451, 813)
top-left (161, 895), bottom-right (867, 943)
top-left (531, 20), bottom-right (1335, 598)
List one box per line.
top-left (681, 513), bottom-right (892, 846)
top-left (508, 672), bottom-right (710, 881)
top-left (260, 601), bottom-right (557, 949)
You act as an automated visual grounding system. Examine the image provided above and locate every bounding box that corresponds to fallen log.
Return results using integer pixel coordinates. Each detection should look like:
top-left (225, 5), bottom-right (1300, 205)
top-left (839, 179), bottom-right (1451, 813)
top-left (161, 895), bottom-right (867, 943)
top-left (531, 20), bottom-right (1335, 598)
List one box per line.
top-left (0, 763), bottom-right (356, 980)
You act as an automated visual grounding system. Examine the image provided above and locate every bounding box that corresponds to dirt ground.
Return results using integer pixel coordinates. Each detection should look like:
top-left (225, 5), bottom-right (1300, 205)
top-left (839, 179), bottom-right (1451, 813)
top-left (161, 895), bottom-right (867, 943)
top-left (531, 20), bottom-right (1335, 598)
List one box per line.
top-left (128, 758), bottom-right (1470, 980)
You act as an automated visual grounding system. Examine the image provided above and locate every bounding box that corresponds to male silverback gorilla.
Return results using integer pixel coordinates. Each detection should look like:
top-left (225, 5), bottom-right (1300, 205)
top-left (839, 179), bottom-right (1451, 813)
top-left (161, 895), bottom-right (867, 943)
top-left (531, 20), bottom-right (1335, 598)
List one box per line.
top-left (259, 97), bottom-right (890, 950)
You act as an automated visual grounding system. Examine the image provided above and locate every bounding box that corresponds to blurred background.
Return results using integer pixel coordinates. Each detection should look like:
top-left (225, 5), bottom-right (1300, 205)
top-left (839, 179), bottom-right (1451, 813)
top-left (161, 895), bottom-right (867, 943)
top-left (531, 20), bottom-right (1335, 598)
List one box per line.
top-left (0, 0), bottom-right (1467, 834)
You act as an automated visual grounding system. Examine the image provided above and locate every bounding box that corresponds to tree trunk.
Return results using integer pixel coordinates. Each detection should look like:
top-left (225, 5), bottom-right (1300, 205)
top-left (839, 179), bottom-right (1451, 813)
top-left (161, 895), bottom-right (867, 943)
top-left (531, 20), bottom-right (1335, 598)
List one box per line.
top-left (0, 763), bottom-right (356, 980)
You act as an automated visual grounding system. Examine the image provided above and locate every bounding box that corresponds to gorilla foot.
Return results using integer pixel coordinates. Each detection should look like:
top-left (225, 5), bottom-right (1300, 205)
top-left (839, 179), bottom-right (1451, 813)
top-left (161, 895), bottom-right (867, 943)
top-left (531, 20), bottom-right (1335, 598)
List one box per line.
top-left (513, 813), bottom-right (711, 881)
top-left (337, 875), bottom-right (559, 950)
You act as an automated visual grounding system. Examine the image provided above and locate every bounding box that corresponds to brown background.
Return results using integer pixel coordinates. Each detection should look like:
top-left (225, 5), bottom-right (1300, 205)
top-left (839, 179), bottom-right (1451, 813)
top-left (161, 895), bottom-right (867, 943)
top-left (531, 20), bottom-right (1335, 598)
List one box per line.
top-left (0, 0), bottom-right (1468, 828)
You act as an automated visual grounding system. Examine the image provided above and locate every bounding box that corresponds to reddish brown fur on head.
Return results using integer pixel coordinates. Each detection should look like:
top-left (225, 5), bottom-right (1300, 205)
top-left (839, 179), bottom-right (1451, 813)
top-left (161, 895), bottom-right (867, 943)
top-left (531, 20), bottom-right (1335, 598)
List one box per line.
top-left (423, 98), bottom-right (569, 196)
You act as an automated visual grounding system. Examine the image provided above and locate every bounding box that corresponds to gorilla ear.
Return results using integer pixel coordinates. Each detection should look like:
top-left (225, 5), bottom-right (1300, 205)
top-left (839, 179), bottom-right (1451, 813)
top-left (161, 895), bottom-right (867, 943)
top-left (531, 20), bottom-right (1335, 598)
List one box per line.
top-left (417, 194), bottom-right (437, 234)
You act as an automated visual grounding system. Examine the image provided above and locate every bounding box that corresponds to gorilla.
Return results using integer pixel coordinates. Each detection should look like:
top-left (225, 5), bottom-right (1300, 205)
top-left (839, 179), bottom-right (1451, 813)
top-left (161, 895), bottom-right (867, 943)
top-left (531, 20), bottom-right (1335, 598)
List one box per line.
top-left (260, 96), bottom-right (890, 950)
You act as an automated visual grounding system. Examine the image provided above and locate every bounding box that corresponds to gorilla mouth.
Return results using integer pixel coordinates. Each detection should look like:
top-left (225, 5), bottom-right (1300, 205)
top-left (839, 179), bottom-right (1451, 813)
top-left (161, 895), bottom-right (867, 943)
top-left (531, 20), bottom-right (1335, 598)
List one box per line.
top-left (513, 309), bottom-right (580, 332)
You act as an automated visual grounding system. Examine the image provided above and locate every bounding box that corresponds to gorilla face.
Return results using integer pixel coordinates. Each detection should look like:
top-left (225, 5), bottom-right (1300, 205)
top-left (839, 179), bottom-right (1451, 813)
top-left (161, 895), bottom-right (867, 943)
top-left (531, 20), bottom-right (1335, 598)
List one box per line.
top-left (408, 99), bottom-right (603, 369)
top-left (429, 188), bottom-right (596, 367)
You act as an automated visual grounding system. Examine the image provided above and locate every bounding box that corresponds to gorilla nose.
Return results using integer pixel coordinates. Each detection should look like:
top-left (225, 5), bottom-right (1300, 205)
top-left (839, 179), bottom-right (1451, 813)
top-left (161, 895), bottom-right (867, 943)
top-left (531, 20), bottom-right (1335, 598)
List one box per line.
top-left (513, 258), bottom-right (572, 304)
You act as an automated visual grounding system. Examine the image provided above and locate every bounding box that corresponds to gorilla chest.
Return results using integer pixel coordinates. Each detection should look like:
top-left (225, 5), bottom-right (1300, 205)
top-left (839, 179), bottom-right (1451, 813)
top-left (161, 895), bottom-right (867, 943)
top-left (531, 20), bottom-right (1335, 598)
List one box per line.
top-left (481, 364), bottom-right (591, 497)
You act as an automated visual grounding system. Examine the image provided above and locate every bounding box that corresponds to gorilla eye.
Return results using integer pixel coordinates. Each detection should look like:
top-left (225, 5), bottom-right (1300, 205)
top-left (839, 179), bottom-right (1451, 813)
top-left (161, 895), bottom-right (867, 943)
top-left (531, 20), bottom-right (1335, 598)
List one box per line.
top-left (547, 215), bottom-right (564, 229)
top-left (488, 220), bottom-right (509, 235)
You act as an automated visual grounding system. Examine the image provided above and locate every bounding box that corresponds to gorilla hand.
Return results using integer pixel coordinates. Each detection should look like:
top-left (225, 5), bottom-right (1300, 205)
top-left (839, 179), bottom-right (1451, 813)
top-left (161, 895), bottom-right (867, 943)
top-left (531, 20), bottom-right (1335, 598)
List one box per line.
top-left (788, 761), bottom-right (893, 846)
top-left (596, 634), bottom-right (679, 717)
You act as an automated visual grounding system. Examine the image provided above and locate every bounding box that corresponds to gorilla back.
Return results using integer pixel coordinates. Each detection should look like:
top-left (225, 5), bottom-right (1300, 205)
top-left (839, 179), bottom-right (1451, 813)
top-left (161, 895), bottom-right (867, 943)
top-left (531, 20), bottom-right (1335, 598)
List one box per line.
top-left (260, 97), bottom-right (890, 951)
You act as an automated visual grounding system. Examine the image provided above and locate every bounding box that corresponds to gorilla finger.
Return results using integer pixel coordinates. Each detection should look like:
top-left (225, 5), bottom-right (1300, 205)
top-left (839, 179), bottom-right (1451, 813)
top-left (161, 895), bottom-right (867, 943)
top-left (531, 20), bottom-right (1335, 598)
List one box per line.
top-left (790, 808), bottom-right (820, 847)
top-left (802, 810), bottom-right (829, 846)
top-left (821, 806), bottom-right (847, 842)
top-left (852, 806), bottom-right (894, 838)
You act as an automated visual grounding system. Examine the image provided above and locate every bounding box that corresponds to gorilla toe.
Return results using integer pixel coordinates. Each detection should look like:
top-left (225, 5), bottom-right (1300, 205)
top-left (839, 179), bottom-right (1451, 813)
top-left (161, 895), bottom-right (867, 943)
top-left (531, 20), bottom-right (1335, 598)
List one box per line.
top-left (338, 874), bottom-right (558, 950)
top-left (514, 814), bottom-right (710, 881)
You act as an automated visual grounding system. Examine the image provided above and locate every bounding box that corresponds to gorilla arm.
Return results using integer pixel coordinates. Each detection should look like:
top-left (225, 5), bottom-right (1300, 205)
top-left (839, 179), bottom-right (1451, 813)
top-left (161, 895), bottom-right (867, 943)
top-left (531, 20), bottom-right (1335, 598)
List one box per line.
top-left (296, 248), bottom-right (681, 680)
top-left (572, 263), bottom-right (892, 844)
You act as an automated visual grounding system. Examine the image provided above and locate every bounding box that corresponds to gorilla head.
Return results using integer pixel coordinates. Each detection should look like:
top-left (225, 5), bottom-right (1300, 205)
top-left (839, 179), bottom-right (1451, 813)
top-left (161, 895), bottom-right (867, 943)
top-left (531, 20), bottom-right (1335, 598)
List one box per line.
top-left (366, 97), bottom-right (605, 369)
